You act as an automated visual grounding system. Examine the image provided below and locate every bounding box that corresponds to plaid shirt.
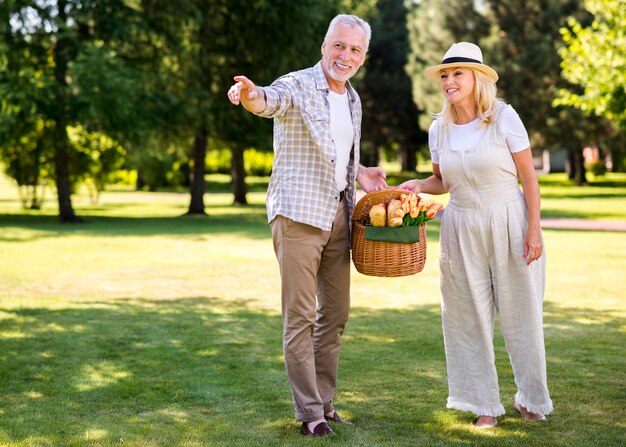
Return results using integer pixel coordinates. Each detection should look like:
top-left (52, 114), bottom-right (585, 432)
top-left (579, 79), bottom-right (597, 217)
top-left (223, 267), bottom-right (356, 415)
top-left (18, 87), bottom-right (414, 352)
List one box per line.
top-left (257, 62), bottom-right (361, 231)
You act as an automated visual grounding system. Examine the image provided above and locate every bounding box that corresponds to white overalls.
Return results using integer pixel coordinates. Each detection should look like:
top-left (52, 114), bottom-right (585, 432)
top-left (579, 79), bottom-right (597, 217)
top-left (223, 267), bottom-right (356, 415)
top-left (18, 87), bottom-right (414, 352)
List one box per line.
top-left (437, 104), bottom-right (553, 417)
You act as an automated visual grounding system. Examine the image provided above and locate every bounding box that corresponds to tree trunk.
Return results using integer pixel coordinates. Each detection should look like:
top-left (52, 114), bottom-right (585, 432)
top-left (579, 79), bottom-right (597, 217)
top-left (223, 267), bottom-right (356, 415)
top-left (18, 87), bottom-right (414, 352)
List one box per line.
top-left (399, 144), bottom-right (416, 172)
top-left (359, 142), bottom-right (371, 167)
top-left (53, 128), bottom-right (79, 222)
top-left (230, 144), bottom-right (247, 205)
top-left (574, 147), bottom-right (588, 185)
top-left (187, 127), bottom-right (208, 214)
top-left (135, 167), bottom-right (145, 190)
top-left (371, 143), bottom-right (380, 168)
top-left (53, 0), bottom-right (79, 223)
top-left (360, 140), bottom-right (380, 168)
top-left (566, 148), bottom-right (576, 180)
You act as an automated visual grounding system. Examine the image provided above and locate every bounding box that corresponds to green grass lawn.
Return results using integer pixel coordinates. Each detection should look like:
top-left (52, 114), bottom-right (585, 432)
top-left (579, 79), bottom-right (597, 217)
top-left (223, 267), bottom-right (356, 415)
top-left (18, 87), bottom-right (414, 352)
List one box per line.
top-left (0, 174), bottom-right (625, 446)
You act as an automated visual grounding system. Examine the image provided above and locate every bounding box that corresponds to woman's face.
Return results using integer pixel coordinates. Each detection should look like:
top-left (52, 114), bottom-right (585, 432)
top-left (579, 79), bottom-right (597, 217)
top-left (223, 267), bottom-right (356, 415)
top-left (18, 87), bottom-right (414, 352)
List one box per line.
top-left (439, 67), bottom-right (476, 107)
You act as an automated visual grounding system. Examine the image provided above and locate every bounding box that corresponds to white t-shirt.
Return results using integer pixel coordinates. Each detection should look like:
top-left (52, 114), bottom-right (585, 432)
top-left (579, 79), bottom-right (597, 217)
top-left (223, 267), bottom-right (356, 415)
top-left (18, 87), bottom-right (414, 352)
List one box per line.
top-left (428, 105), bottom-right (530, 164)
top-left (328, 90), bottom-right (353, 192)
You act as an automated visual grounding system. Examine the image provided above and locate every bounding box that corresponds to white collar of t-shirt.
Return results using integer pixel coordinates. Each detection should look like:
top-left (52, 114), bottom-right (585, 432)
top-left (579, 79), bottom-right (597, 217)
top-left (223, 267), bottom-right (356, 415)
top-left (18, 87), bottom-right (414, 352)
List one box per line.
top-left (448, 119), bottom-right (487, 152)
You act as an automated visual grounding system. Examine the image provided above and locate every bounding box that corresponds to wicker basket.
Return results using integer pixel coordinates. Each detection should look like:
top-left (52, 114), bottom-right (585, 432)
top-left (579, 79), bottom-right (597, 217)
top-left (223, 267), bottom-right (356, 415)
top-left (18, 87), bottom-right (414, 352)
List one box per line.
top-left (352, 189), bottom-right (427, 277)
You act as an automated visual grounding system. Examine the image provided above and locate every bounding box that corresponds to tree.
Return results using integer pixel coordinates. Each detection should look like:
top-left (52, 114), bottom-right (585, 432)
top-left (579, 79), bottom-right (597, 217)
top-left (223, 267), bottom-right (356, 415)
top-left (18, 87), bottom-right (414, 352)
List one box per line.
top-left (0, 1), bottom-right (171, 221)
top-left (0, 117), bottom-right (54, 209)
top-left (67, 125), bottom-right (126, 203)
top-left (359, 0), bottom-right (427, 171)
top-left (485, 0), bottom-right (603, 184)
top-left (556, 0), bottom-right (626, 130)
top-left (406, 0), bottom-right (606, 184)
top-left (555, 0), bottom-right (625, 172)
top-left (153, 0), bottom-right (335, 212)
top-left (406, 0), bottom-right (490, 133)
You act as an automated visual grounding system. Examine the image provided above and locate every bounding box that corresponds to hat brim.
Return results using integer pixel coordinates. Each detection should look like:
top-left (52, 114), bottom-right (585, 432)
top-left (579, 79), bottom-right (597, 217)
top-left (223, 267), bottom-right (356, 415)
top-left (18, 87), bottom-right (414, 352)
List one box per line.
top-left (424, 62), bottom-right (498, 82)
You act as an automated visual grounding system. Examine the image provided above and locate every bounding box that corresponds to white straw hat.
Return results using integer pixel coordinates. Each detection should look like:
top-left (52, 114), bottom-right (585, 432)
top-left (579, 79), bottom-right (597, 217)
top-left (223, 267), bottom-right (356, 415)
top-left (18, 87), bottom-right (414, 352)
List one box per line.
top-left (424, 42), bottom-right (498, 82)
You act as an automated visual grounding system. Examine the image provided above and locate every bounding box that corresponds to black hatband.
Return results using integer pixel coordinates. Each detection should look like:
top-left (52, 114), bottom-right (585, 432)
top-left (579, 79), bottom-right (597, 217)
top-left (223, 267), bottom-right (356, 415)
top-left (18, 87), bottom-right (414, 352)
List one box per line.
top-left (441, 56), bottom-right (482, 65)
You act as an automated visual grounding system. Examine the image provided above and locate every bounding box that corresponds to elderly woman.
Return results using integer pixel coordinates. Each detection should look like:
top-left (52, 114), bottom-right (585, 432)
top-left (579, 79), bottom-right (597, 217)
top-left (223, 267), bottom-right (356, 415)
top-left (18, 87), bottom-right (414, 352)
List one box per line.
top-left (400, 42), bottom-right (553, 428)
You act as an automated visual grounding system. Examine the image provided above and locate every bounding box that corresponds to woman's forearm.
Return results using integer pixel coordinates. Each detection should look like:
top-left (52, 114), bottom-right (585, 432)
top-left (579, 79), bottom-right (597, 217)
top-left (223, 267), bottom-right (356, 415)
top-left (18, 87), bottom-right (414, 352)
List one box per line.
top-left (399, 164), bottom-right (447, 195)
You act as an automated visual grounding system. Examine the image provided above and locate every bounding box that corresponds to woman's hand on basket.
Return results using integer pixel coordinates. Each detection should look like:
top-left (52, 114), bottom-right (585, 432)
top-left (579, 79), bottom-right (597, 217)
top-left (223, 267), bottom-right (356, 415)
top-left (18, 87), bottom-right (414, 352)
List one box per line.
top-left (398, 179), bottom-right (421, 194)
top-left (357, 165), bottom-right (387, 193)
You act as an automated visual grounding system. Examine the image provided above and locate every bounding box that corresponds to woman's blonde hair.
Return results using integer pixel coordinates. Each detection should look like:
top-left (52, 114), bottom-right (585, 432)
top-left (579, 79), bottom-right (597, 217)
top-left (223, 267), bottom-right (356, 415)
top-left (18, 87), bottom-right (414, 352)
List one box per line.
top-left (436, 68), bottom-right (500, 134)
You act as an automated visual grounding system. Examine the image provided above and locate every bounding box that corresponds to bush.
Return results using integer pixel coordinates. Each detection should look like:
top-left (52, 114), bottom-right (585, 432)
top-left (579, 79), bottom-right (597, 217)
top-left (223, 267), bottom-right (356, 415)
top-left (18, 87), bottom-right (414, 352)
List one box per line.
top-left (244, 149), bottom-right (273, 176)
top-left (109, 169), bottom-right (137, 186)
top-left (206, 149), bottom-right (231, 174)
top-left (206, 148), bottom-right (273, 176)
top-left (586, 160), bottom-right (607, 176)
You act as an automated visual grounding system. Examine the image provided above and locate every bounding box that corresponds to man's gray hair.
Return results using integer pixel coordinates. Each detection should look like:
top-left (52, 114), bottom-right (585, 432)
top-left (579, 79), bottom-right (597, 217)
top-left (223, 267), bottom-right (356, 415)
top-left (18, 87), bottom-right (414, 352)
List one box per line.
top-left (325, 14), bottom-right (371, 51)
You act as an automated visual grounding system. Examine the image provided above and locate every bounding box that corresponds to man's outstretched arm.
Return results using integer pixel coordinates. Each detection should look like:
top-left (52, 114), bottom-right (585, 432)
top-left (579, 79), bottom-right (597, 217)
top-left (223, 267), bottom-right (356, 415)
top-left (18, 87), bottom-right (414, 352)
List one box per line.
top-left (227, 75), bottom-right (266, 114)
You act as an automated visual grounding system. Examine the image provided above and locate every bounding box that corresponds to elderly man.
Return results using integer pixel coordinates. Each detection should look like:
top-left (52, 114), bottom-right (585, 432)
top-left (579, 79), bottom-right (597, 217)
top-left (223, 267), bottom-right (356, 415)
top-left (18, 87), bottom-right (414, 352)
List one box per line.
top-left (227, 14), bottom-right (386, 437)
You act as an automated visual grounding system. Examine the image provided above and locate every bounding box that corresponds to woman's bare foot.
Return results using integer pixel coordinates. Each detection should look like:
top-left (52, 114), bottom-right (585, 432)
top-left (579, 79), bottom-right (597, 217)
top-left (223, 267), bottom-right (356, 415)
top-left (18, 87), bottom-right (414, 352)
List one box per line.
top-left (515, 402), bottom-right (547, 421)
top-left (474, 415), bottom-right (498, 428)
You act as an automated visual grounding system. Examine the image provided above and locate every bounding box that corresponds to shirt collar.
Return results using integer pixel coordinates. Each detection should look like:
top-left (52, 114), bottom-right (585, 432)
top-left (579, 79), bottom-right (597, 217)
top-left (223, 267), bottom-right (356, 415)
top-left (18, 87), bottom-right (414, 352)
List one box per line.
top-left (313, 61), bottom-right (357, 103)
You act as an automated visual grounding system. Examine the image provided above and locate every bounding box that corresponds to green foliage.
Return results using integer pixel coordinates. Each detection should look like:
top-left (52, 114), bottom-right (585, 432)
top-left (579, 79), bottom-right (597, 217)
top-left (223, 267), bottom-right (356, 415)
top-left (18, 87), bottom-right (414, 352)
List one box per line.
top-left (67, 126), bottom-right (126, 202)
top-left (406, 0), bottom-right (489, 129)
top-left (406, 0), bottom-right (608, 154)
top-left (478, 1), bottom-right (598, 153)
top-left (197, 0), bottom-right (339, 148)
top-left (0, 0), bottom-right (183, 219)
top-left (556, 0), bottom-right (626, 130)
top-left (71, 43), bottom-right (152, 144)
top-left (244, 149), bottom-right (273, 177)
top-left (585, 160), bottom-right (608, 177)
top-left (336, 0), bottom-right (378, 19)
top-left (0, 118), bottom-right (54, 209)
top-left (206, 149), bottom-right (231, 175)
top-left (108, 169), bottom-right (138, 187)
top-left (134, 145), bottom-right (185, 191)
top-left (360, 0), bottom-right (427, 170)
top-left (137, 0), bottom-right (345, 207)
top-left (206, 149), bottom-right (273, 177)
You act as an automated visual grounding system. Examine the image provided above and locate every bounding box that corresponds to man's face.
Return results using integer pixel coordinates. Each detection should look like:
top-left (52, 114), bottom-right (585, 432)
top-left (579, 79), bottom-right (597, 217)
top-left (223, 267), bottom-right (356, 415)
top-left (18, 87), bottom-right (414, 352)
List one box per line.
top-left (321, 23), bottom-right (367, 84)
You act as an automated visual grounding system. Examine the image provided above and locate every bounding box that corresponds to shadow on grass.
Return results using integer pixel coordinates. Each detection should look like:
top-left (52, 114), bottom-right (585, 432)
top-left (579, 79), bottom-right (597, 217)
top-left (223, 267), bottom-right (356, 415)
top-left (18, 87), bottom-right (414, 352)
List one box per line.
top-left (0, 210), bottom-right (271, 241)
top-left (0, 213), bottom-right (443, 246)
top-left (1, 297), bottom-right (623, 446)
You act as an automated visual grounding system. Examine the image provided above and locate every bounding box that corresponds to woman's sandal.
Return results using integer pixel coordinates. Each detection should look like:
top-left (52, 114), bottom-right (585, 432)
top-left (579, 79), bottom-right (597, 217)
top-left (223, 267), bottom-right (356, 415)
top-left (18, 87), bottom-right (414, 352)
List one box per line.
top-left (514, 402), bottom-right (547, 421)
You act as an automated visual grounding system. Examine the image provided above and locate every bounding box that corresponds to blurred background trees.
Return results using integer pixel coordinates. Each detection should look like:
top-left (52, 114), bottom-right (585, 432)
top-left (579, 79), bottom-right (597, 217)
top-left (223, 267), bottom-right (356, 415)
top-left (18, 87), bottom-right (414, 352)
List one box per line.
top-left (0, 0), bottom-right (623, 220)
top-left (359, 0), bottom-right (426, 171)
top-left (0, 0), bottom-right (176, 220)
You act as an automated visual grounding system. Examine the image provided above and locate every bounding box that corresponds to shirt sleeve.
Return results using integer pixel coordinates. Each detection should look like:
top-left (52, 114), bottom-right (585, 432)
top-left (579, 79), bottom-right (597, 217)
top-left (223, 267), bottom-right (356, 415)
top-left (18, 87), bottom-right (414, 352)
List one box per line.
top-left (428, 121), bottom-right (440, 164)
top-left (255, 75), bottom-right (297, 119)
top-left (501, 106), bottom-right (530, 153)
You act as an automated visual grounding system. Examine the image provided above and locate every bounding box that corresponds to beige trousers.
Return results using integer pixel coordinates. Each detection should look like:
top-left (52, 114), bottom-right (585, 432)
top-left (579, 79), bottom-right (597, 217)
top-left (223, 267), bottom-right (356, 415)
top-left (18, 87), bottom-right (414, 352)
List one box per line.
top-left (440, 198), bottom-right (553, 417)
top-left (270, 200), bottom-right (351, 422)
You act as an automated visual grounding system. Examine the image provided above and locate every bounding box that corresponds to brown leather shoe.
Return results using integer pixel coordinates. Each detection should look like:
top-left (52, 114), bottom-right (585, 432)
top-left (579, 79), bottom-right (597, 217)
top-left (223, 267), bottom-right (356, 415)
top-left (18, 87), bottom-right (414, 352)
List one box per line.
top-left (325, 411), bottom-right (353, 425)
top-left (300, 421), bottom-right (335, 437)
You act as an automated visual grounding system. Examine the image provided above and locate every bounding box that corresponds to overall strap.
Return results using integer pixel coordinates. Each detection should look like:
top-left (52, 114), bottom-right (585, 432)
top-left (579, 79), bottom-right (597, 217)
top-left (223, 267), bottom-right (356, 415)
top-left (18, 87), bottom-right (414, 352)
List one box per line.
top-left (490, 100), bottom-right (508, 142)
top-left (435, 118), bottom-right (446, 156)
